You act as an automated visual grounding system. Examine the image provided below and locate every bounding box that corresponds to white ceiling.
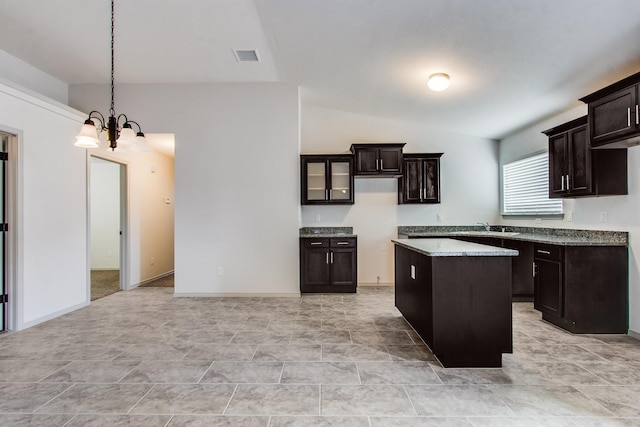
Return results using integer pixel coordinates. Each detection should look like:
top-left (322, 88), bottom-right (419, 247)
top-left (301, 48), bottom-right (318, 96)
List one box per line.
top-left (1, 0), bottom-right (640, 140)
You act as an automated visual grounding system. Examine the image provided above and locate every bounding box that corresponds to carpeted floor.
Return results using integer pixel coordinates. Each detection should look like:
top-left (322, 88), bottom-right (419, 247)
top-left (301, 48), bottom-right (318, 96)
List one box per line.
top-left (90, 269), bottom-right (120, 301)
top-left (91, 271), bottom-right (174, 301)
top-left (139, 273), bottom-right (174, 288)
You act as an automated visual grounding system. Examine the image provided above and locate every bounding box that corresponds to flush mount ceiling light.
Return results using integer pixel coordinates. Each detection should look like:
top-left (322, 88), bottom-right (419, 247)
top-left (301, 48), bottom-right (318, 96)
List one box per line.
top-left (428, 73), bottom-right (450, 92)
top-left (74, 0), bottom-right (149, 152)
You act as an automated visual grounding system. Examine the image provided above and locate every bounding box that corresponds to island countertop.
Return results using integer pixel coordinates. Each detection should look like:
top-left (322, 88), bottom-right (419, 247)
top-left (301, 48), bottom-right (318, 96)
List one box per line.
top-left (392, 238), bottom-right (519, 257)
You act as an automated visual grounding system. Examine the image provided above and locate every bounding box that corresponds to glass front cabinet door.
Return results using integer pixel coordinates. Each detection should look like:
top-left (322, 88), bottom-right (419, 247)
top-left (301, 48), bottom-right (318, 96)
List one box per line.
top-left (301, 155), bottom-right (354, 205)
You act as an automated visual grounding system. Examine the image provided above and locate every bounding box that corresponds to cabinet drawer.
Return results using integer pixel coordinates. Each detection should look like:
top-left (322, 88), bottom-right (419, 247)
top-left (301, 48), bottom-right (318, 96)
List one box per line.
top-left (534, 244), bottom-right (563, 261)
top-left (303, 238), bottom-right (329, 248)
top-left (330, 238), bottom-right (355, 248)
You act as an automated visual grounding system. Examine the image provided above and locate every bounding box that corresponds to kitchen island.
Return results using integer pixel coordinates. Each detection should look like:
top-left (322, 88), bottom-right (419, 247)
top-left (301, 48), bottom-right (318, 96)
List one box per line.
top-left (392, 238), bottom-right (518, 367)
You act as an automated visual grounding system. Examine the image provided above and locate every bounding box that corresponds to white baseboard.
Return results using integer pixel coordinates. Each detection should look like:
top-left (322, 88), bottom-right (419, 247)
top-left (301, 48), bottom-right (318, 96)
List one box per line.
top-left (358, 282), bottom-right (394, 287)
top-left (173, 292), bottom-right (301, 298)
top-left (629, 329), bottom-right (640, 340)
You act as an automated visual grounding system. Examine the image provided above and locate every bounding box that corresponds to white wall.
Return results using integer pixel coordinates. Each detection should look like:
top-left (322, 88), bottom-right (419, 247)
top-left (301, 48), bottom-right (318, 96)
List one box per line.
top-left (0, 81), bottom-right (87, 329)
top-left (500, 104), bottom-right (640, 334)
top-left (70, 83), bottom-right (300, 296)
top-left (90, 157), bottom-right (121, 270)
top-left (301, 105), bottom-right (500, 284)
top-left (0, 50), bottom-right (68, 104)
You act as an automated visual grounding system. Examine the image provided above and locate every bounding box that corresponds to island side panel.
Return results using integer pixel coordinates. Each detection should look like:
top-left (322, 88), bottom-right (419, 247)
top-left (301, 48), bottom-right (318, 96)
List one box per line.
top-left (394, 245), bottom-right (433, 347)
top-left (431, 256), bottom-right (513, 367)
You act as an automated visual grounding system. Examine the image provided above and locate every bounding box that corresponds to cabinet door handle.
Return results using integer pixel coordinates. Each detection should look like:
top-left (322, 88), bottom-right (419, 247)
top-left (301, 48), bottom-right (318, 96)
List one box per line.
top-left (380, 159), bottom-right (384, 170)
top-left (532, 261), bottom-right (537, 277)
top-left (336, 242), bottom-right (349, 245)
top-left (628, 107), bottom-right (631, 127)
top-left (376, 159), bottom-right (380, 171)
top-left (561, 176), bottom-right (565, 191)
top-left (330, 252), bottom-right (334, 263)
top-left (310, 242), bottom-right (323, 246)
top-left (636, 105), bottom-right (639, 125)
top-left (325, 189), bottom-right (329, 201)
top-left (537, 249), bottom-right (551, 255)
top-left (566, 174), bottom-right (570, 190)
top-left (326, 252), bottom-right (329, 264)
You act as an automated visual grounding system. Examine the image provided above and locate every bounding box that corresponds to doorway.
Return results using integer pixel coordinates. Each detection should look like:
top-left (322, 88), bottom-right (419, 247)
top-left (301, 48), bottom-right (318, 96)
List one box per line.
top-left (90, 156), bottom-right (127, 300)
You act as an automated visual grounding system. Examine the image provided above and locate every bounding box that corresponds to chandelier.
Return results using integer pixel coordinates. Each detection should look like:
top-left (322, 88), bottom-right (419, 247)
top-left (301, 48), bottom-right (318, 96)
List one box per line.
top-left (74, 0), bottom-right (148, 152)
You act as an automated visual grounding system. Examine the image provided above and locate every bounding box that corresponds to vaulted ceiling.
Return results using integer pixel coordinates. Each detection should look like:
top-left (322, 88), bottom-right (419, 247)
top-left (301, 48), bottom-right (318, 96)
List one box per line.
top-left (1, 0), bottom-right (640, 139)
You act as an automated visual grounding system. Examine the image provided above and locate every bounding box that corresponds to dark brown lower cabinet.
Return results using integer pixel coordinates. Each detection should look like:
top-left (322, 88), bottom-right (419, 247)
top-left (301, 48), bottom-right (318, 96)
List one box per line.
top-left (421, 235), bottom-right (534, 301)
top-left (394, 244), bottom-right (512, 367)
top-left (534, 243), bottom-right (628, 333)
top-left (300, 237), bottom-right (357, 293)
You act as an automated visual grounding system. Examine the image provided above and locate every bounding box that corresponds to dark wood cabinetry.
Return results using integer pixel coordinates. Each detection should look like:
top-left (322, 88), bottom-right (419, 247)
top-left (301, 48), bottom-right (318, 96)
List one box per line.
top-left (398, 153), bottom-right (442, 204)
top-left (533, 244), bottom-right (563, 317)
top-left (423, 235), bottom-right (534, 301)
top-left (543, 116), bottom-right (627, 198)
top-left (394, 243), bottom-right (512, 367)
top-left (533, 243), bottom-right (628, 333)
top-left (350, 143), bottom-right (405, 176)
top-left (580, 71), bottom-right (640, 148)
top-left (301, 155), bottom-right (354, 205)
top-left (502, 239), bottom-right (534, 301)
top-left (300, 237), bottom-right (357, 293)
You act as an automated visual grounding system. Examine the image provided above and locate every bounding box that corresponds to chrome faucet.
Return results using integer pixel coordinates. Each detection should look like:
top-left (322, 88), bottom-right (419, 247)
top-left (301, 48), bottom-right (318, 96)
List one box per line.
top-left (478, 222), bottom-right (491, 231)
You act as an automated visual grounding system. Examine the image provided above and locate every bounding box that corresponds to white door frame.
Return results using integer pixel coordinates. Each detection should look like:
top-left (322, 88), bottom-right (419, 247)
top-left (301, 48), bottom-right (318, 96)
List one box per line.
top-left (1, 130), bottom-right (19, 331)
top-left (88, 154), bottom-right (129, 294)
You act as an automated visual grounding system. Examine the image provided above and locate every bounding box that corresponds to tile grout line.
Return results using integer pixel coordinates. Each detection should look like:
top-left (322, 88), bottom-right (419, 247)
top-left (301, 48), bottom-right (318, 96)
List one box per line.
top-left (126, 383), bottom-right (157, 415)
top-left (221, 383), bottom-right (239, 415)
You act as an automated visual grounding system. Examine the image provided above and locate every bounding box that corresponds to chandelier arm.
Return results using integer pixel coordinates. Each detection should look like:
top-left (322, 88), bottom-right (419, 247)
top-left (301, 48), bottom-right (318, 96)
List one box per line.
top-left (116, 113), bottom-right (129, 128)
top-left (87, 110), bottom-right (107, 130)
top-left (125, 120), bottom-right (144, 133)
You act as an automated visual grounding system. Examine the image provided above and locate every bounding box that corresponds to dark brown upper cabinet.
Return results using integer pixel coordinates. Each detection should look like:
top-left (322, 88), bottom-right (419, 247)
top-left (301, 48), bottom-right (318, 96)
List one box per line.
top-left (543, 116), bottom-right (627, 198)
top-left (398, 153), bottom-right (442, 204)
top-left (301, 154), bottom-right (354, 205)
top-left (580, 71), bottom-right (640, 148)
top-left (350, 143), bottom-right (405, 177)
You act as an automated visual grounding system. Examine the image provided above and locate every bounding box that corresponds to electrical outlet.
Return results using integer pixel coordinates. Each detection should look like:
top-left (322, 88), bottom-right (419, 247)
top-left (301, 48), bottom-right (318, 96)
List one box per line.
top-left (379, 243), bottom-right (387, 252)
top-left (566, 211), bottom-right (573, 222)
top-left (150, 256), bottom-right (155, 265)
top-left (600, 211), bottom-right (608, 222)
top-left (217, 267), bottom-right (224, 276)
top-left (315, 214), bottom-right (321, 222)
top-left (534, 218), bottom-right (542, 224)
top-left (437, 213), bottom-right (443, 222)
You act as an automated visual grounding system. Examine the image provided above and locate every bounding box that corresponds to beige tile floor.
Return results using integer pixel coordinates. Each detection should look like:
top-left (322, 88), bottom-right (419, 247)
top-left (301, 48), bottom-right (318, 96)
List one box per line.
top-left (0, 286), bottom-right (639, 426)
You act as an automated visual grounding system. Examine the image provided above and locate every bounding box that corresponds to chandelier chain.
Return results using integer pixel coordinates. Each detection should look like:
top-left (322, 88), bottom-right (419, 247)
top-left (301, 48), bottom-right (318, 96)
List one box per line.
top-left (110, 0), bottom-right (115, 116)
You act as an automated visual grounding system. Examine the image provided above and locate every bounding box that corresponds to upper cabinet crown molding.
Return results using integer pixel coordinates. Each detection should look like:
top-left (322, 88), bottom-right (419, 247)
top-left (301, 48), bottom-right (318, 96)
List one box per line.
top-left (580, 71), bottom-right (640, 148)
top-left (350, 143), bottom-right (406, 177)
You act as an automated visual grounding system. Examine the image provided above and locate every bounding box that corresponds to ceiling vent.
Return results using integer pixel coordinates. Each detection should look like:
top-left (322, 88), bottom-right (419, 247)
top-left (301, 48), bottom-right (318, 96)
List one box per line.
top-left (233, 49), bottom-right (261, 62)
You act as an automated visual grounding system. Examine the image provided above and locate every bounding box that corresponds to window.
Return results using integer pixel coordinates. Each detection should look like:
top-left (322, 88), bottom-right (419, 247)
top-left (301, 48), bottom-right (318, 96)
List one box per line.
top-left (502, 153), bottom-right (562, 216)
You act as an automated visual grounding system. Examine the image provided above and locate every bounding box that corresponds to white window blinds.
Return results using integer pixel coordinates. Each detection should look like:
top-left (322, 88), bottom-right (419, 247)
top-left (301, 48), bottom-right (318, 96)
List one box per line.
top-left (502, 153), bottom-right (562, 216)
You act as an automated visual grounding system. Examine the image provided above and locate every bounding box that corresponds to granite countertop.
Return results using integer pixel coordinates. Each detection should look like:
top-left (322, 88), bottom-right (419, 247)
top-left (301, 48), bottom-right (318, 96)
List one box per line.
top-left (299, 227), bottom-right (356, 238)
top-left (397, 225), bottom-right (628, 247)
top-left (392, 238), bottom-right (519, 257)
